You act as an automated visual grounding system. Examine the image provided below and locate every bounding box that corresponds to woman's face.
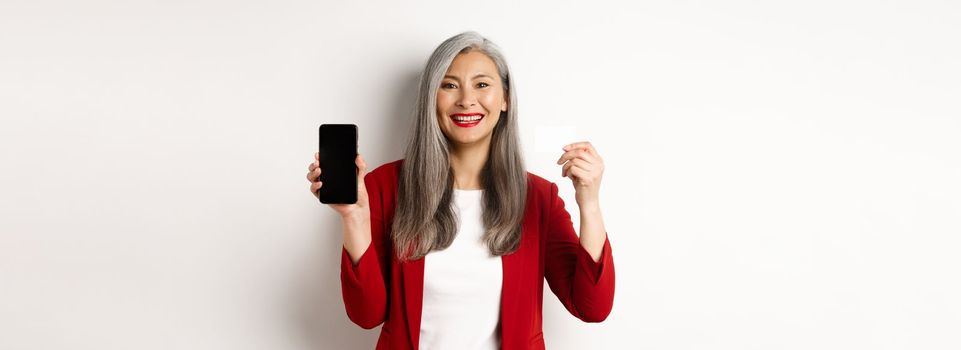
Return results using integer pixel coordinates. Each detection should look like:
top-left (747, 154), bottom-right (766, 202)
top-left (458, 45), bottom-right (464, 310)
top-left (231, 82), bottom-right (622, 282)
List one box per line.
top-left (436, 50), bottom-right (508, 148)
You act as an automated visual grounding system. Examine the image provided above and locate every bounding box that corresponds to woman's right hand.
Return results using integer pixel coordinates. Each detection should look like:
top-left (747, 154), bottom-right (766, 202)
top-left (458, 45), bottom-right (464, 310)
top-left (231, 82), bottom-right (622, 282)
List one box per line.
top-left (307, 152), bottom-right (370, 220)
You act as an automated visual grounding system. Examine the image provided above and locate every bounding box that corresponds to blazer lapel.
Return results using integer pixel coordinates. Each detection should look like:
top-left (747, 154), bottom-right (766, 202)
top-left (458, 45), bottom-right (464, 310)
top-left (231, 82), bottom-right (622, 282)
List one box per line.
top-left (402, 257), bottom-right (425, 349)
top-left (500, 248), bottom-right (521, 347)
top-left (500, 187), bottom-right (537, 348)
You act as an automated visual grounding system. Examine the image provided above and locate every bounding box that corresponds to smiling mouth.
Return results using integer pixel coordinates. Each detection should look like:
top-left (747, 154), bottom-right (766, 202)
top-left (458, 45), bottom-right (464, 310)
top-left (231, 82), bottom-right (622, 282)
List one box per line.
top-left (450, 114), bottom-right (484, 127)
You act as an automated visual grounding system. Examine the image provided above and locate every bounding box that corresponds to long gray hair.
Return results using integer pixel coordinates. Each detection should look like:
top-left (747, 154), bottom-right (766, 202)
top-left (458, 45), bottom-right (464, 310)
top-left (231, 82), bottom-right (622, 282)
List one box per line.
top-left (392, 31), bottom-right (527, 261)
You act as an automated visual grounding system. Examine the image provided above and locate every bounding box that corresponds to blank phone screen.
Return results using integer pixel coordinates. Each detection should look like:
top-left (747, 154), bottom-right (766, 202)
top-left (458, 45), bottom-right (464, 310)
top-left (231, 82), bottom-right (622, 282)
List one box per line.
top-left (317, 124), bottom-right (358, 204)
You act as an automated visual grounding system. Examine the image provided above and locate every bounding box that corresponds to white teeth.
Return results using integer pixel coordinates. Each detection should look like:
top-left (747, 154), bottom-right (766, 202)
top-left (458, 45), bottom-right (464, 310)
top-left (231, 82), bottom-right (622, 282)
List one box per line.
top-left (452, 115), bottom-right (483, 122)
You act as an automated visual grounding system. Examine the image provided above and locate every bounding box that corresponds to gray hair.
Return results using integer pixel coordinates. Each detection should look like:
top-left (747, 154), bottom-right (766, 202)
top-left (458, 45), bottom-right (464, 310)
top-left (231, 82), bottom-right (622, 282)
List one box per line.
top-left (392, 31), bottom-right (527, 261)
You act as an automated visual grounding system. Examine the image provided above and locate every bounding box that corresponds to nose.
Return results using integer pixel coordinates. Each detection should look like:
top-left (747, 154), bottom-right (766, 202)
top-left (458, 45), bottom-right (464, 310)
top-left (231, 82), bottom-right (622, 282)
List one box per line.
top-left (457, 88), bottom-right (477, 108)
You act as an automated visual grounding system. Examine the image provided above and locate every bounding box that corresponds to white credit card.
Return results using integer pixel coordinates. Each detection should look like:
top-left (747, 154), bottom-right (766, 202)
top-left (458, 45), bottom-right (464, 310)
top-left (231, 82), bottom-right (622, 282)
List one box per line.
top-left (533, 124), bottom-right (579, 154)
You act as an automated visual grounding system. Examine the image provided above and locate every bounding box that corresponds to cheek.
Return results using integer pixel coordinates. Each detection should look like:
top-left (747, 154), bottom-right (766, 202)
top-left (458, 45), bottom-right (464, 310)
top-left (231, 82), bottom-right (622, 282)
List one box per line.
top-left (483, 89), bottom-right (506, 106)
top-left (436, 91), bottom-right (454, 108)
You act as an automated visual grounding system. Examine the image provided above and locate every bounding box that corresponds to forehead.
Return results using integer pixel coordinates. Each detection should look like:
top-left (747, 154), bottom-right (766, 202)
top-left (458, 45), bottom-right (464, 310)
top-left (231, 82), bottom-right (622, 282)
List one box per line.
top-left (443, 51), bottom-right (499, 80)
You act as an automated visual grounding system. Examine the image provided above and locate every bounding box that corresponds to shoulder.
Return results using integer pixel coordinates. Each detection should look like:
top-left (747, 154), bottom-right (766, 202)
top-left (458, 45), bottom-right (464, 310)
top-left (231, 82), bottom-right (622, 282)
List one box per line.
top-left (525, 171), bottom-right (559, 201)
top-left (366, 158), bottom-right (404, 183)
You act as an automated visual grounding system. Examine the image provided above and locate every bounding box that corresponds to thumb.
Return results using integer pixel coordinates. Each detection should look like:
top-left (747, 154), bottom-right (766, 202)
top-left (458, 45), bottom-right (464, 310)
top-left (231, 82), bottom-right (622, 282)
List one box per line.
top-left (356, 154), bottom-right (368, 188)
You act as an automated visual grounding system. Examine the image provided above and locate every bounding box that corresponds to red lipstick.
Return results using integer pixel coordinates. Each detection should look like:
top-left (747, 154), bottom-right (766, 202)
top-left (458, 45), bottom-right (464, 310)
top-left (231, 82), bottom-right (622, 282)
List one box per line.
top-left (449, 113), bottom-right (484, 128)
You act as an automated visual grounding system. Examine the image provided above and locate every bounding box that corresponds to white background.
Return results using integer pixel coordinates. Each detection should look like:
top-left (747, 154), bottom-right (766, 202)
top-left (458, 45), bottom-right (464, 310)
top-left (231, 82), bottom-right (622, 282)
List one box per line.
top-left (2, 1), bottom-right (960, 349)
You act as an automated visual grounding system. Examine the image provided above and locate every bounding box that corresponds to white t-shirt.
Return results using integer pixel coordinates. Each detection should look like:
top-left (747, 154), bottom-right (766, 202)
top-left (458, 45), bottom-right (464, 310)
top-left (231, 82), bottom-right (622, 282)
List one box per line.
top-left (419, 189), bottom-right (503, 350)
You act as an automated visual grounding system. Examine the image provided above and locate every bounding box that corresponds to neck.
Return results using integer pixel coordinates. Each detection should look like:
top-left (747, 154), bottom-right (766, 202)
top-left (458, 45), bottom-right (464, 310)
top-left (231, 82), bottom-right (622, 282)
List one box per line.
top-left (449, 140), bottom-right (490, 190)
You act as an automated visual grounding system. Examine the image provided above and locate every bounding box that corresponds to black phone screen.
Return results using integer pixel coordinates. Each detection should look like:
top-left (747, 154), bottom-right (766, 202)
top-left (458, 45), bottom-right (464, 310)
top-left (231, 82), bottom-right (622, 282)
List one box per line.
top-left (317, 124), bottom-right (358, 204)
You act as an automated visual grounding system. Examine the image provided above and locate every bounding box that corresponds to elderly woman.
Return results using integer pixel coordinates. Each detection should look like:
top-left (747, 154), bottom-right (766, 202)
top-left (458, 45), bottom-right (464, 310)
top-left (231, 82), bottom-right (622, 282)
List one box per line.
top-left (307, 31), bottom-right (614, 350)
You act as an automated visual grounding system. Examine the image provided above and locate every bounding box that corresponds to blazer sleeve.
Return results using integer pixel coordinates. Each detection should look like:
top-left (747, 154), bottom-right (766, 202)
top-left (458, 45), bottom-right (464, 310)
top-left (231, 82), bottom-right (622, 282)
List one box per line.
top-left (543, 181), bottom-right (615, 322)
top-left (339, 170), bottom-right (391, 329)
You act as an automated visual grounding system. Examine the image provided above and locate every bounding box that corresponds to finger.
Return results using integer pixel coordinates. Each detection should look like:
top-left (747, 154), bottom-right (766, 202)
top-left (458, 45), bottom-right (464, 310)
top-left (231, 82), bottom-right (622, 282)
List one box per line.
top-left (315, 152), bottom-right (319, 160)
top-left (307, 167), bottom-right (322, 181)
top-left (357, 154), bottom-right (367, 175)
top-left (310, 180), bottom-right (323, 197)
top-left (564, 158), bottom-right (591, 177)
top-left (356, 154), bottom-right (367, 185)
top-left (568, 164), bottom-right (590, 181)
top-left (583, 142), bottom-right (598, 154)
top-left (567, 141), bottom-right (599, 157)
top-left (577, 147), bottom-right (600, 164)
top-left (564, 142), bottom-right (600, 162)
top-left (562, 141), bottom-right (592, 152)
top-left (570, 157), bottom-right (591, 170)
top-left (562, 160), bottom-right (574, 178)
top-left (557, 148), bottom-right (595, 165)
top-left (556, 149), bottom-right (577, 164)
top-left (309, 161), bottom-right (318, 171)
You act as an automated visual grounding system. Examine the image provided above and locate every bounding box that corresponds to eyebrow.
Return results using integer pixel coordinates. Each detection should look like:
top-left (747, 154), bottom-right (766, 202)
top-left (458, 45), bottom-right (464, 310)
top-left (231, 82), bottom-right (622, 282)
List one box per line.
top-left (443, 73), bottom-right (494, 81)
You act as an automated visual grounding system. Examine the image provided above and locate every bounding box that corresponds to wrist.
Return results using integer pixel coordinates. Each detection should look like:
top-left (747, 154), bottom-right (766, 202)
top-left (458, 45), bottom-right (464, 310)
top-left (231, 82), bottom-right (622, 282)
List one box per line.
top-left (341, 209), bottom-right (370, 225)
top-left (576, 199), bottom-right (601, 210)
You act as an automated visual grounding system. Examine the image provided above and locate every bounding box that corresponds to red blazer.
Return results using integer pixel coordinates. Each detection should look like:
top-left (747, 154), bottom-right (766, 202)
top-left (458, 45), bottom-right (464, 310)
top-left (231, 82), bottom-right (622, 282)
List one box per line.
top-left (340, 159), bottom-right (615, 349)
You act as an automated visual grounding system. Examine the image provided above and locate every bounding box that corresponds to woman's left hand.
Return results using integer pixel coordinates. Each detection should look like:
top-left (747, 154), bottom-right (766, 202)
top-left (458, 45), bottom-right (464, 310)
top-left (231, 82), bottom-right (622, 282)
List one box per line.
top-left (556, 141), bottom-right (604, 206)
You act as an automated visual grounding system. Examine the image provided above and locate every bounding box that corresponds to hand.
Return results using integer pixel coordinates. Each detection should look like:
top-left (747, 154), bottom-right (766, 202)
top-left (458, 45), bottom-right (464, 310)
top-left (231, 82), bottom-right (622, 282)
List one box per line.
top-left (307, 152), bottom-right (370, 220)
top-left (555, 141), bottom-right (604, 206)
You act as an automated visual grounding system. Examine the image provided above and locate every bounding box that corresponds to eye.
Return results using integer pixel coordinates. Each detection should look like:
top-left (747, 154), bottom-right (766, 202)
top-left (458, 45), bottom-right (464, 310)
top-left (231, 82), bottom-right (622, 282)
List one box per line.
top-left (442, 82), bottom-right (456, 89)
top-left (477, 82), bottom-right (489, 88)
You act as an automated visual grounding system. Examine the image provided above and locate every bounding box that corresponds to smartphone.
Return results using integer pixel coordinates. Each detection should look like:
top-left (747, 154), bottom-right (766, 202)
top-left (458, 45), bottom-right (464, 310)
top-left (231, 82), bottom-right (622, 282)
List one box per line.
top-left (317, 124), bottom-right (358, 204)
